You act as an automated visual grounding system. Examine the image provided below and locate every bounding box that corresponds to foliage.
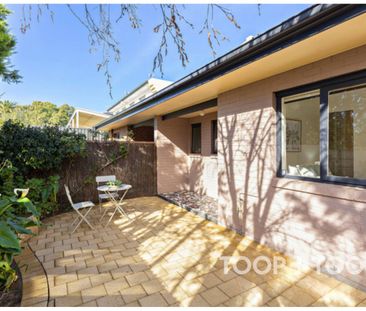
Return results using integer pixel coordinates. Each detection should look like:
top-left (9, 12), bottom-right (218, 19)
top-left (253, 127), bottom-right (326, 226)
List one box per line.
top-left (0, 120), bottom-right (86, 176)
top-left (0, 5), bottom-right (21, 83)
top-left (0, 160), bottom-right (60, 218)
top-left (25, 176), bottom-right (59, 217)
top-left (0, 100), bottom-right (74, 127)
top-left (0, 193), bottom-right (40, 290)
top-left (106, 179), bottom-right (122, 187)
top-left (0, 260), bottom-right (16, 290)
top-left (0, 160), bottom-right (19, 196)
top-left (119, 143), bottom-right (128, 158)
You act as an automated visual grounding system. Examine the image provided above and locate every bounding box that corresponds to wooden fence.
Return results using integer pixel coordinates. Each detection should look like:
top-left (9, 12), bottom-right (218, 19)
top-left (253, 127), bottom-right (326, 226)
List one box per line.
top-left (57, 141), bottom-right (157, 208)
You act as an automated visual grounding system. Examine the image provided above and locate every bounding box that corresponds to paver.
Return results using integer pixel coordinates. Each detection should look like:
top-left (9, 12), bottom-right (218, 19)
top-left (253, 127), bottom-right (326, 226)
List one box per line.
top-left (125, 271), bottom-right (149, 287)
top-left (96, 295), bottom-right (125, 306)
top-left (104, 278), bottom-right (130, 295)
top-left (120, 285), bottom-right (147, 303)
top-left (218, 276), bottom-right (256, 297)
top-left (17, 196), bottom-right (366, 307)
top-left (139, 293), bottom-right (168, 307)
top-left (81, 285), bottom-right (107, 303)
top-left (181, 294), bottom-right (210, 307)
top-left (55, 292), bottom-right (83, 307)
top-left (282, 285), bottom-right (317, 306)
top-left (141, 279), bottom-right (164, 295)
top-left (55, 273), bottom-right (78, 286)
top-left (267, 295), bottom-right (297, 307)
top-left (201, 287), bottom-right (230, 306)
top-left (224, 286), bottom-right (271, 307)
top-left (67, 277), bottom-right (92, 294)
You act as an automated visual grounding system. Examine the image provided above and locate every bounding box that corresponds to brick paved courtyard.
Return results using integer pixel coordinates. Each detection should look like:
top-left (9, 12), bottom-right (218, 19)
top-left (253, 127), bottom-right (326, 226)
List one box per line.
top-left (17, 196), bottom-right (366, 307)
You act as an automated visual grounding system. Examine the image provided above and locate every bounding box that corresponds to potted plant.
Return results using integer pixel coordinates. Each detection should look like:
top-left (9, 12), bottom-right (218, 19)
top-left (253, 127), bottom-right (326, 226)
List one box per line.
top-left (106, 180), bottom-right (123, 190)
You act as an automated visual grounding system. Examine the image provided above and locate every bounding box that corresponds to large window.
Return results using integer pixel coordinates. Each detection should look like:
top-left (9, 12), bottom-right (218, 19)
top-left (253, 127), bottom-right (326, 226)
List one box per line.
top-left (211, 120), bottom-right (218, 154)
top-left (277, 71), bottom-right (366, 186)
top-left (191, 123), bottom-right (201, 154)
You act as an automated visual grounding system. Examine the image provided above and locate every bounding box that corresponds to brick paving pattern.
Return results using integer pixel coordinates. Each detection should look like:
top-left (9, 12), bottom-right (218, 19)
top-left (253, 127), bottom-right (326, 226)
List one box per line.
top-left (17, 196), bottom-right (366, 307)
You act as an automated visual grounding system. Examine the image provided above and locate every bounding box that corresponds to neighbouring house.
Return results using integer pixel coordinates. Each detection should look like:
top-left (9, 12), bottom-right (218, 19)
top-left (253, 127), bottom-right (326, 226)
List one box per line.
top-left (67, 108), bottom-right (110, 129)
top-left (95, 4), bottom-right (366, 290)
top-left (68, 78), bottom-right (172, 141)
top-left (107, 78), bottom-right (172, 141)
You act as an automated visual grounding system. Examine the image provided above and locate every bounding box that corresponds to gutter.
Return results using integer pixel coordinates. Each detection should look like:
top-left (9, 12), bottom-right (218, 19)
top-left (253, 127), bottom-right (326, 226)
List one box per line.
top-left (96, 4), bottom-right (366, 130)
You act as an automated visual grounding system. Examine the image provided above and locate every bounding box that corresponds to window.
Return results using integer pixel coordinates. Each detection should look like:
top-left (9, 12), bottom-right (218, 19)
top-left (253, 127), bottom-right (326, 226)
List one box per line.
top-left (191, 123), bottom-right (201, 154)
top-left (281, 90), bottom-right (320, 178)
top-left (211, 120), bottom-right (218, 154)
top-left (328, 84), bottom-right (366, 179)
top-left (277, 71), bottom-right (366, 186)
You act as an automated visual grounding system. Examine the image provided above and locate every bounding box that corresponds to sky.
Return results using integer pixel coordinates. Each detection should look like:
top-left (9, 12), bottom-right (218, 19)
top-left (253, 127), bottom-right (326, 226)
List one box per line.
top-left (1, 4), bottom-right (310, 112)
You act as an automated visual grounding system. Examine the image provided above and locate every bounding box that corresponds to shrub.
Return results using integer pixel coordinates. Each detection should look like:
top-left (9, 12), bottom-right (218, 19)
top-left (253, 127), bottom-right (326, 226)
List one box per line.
top-left (0, 193), bottom-right (40, 290)
top-left (25, 176), bottom-right (60, 217)
top-left (0, 120), bottom-right (86, 176)
top-left (0, 161), bottom-right (60, 218)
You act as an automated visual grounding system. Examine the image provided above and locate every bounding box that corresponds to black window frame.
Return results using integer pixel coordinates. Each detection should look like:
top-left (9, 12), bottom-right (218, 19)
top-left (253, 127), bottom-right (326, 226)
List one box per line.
top-left (191, 123), bottom-right (202, 154)
top-left (211, 120), bottom-right (218, 155)
top-left (276, 69), bottom-right (366, 188)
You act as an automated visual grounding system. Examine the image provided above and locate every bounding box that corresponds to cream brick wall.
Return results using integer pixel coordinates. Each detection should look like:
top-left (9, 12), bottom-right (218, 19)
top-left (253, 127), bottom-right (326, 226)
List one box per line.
top-left (155, 112), bottom-right (219, 198)
top-left (188, 112), bottom-right (218, 199)
top-left (217, 44), bottom-right (366, 288)
top-left (155, 117), bottom-right (190, 193)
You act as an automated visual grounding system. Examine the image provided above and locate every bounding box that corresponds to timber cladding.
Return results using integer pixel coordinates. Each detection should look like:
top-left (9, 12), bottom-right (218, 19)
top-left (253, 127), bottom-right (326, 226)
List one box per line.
top-left (58, 141), bottom-right (157, 208)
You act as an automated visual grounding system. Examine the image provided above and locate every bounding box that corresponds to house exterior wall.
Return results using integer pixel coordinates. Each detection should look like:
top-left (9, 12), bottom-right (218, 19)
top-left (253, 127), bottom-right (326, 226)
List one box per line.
top-left (132, 126), bottom-right (154, 142)
top-left (111, 126), bottom-right (129, 140)
top-left (155, 117), bottom-right (190, 193)
top-left (155, 112), bottom-right (219, 197)
top-left (188, 112), bottom-right (218, 198)
top-left (217, 44), bottom-right (366, 288)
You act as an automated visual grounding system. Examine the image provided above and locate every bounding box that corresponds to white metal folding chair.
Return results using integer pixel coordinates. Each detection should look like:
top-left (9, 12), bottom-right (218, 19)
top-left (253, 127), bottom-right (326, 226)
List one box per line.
top-left (96, 175), bottom-right (119, 211)
top-left (64, 185), bottom-right (95, 233)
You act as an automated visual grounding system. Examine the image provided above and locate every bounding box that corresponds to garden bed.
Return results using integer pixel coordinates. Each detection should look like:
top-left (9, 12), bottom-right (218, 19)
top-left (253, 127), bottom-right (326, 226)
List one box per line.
top-left (159, 191), bottom-right (218, 223)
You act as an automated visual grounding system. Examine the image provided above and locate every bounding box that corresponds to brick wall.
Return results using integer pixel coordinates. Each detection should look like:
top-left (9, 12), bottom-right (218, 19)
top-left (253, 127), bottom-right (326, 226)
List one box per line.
top-left (155, 117), bottom-right (190, 193)
top-left (188, 112), bottom-right (218, 198)
top-left (217, 44), bottom-right (366, 288)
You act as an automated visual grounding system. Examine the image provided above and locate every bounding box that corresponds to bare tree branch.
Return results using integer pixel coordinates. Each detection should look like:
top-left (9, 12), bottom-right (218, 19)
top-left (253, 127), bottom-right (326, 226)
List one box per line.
top-left (200, 4), bottom-right (241, 57)
top-left (17, 4), bottom-right (243, 96)
top-left (152, 4), bottom-right (193, 75)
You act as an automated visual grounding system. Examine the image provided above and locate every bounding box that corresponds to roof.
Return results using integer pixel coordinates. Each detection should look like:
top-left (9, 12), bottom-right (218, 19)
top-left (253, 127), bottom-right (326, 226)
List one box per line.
top-left (66, 108), bottom-right (110, 128)
top-left (72, 108), bottom-right (110, 118)
top-left (107, 78), bottom-right (172, 112)
top-left (95, 4), bottom-right (366, 130)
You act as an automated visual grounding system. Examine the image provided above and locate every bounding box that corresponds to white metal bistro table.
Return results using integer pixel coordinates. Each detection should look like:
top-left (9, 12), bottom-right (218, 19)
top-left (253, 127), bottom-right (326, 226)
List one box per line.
top-left (97, 184), bottom-right (132, 226)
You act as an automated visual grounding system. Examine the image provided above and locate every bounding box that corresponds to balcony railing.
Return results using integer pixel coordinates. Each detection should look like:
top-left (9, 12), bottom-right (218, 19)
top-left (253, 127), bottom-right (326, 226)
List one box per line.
top-left (64, 127), bottom-right (108, 141)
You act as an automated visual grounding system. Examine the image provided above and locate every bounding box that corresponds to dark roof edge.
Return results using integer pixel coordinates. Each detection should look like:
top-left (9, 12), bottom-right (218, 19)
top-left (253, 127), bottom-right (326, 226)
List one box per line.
top-left (96, 4), bottom-right (366, 129)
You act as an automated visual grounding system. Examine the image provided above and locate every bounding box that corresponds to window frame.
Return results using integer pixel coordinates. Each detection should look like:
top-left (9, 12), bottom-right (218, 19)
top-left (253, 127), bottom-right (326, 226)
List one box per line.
top-left (276, 69), bottom-right (366, 187)
top-left (211, 120), bottom-right (218, 155)
top-left (191, 123), bottom-right (202, 154)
